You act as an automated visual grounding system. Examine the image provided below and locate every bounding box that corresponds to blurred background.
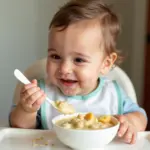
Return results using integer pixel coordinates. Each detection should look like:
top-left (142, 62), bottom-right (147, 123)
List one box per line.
top-left (0, 0), bottom-right (149, 129)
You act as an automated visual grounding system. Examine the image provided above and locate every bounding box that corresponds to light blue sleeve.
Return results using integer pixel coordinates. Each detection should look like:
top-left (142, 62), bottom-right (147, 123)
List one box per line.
top-left (119, 87), bottom-right (147, 119)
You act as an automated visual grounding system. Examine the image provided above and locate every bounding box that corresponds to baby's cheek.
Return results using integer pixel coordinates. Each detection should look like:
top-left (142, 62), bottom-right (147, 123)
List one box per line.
top-left (77, 69), bottom-right (91, 82)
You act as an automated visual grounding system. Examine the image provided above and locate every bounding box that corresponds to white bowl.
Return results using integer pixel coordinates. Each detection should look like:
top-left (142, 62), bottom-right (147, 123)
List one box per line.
top-left (52, 113), bottom-right (120, 150)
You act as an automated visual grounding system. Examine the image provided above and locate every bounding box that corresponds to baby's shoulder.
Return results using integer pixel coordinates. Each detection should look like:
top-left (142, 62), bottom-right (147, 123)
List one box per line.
top-left (101, 77), bottom-right (118, 91)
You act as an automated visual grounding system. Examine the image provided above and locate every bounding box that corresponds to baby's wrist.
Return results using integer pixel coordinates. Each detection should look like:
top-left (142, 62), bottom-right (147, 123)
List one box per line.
top-left (17, 103), bottom-right (37, 114)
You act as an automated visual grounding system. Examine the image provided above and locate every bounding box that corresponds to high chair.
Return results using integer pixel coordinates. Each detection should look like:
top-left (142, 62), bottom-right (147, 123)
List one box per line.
top-left (13, 58), bottom-right (137, 104)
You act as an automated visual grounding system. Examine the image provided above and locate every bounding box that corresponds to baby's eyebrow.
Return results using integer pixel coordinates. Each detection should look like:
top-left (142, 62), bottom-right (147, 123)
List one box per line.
top-left (48, 48), bottom-right (56, 52)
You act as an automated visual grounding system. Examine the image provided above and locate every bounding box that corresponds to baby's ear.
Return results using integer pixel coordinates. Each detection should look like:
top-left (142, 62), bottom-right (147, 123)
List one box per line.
top-left (100, 53), bottom-right (117, 75)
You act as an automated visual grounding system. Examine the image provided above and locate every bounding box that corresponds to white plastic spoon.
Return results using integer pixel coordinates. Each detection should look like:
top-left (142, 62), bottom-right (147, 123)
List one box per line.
top-left (14, 69), bottom-right (75, 114)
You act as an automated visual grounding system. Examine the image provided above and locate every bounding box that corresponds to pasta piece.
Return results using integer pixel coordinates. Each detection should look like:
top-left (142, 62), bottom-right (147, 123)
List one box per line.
top-left (77, 114), bottom-right (85, 120)
top-left (89, 123), bottom-right (102, 129)
top-left (75, 120), bottom-right (85, 129)
top-left (62, 123), bottom-right (72, 129)
top-left (98, 115), bottom-right (111, 123)
top-left (100, 123), bottom-right (114, 129)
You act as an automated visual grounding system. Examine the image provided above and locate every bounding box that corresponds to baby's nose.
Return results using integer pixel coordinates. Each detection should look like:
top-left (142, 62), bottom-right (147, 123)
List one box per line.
top-left (59, 61), bottom-right (73, 75)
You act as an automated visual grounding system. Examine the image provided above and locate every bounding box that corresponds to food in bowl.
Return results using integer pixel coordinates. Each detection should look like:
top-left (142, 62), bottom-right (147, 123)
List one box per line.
top-left (52, 113), bottom-right (119, 150)
top-left (54, 100), bottom-right (75, 114)
top-left (55, 112), bottom-right (116, 130)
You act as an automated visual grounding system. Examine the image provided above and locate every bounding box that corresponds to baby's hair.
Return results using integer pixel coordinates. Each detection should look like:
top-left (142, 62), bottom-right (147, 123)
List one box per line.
top-left (49, 0), bottom-right (124, 65)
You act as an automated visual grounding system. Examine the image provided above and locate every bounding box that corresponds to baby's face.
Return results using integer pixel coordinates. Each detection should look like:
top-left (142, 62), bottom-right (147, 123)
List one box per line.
top-left (47, 20), bottom-right (114, 96)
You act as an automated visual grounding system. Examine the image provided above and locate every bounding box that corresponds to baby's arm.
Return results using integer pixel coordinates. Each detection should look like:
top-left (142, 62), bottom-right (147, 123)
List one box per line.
top-left (10, 79), bottom-right (46, 129)
top-left (10, 104), bottom-right (37, 129)
top-left (115, 87), bottom-right (147, 144)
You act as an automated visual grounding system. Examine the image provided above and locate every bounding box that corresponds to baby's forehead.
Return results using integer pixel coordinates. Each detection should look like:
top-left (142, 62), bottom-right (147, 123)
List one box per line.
top-left (49, 19), bottom-right (103, 45)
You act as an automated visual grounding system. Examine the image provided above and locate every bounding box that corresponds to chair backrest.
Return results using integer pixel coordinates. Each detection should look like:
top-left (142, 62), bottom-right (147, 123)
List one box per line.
top-left (13, 58), bottom-right (137, 104)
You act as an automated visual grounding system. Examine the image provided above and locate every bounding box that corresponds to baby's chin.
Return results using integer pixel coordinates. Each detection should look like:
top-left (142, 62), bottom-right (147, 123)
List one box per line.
top-left (60, 89), bottom-right (78, 96)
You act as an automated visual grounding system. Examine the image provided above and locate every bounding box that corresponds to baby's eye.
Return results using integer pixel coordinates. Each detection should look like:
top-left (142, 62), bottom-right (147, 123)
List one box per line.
top-left (74, 58), bottom-right (85, 63)
top-left (50, 54), bottom-right (61, 60)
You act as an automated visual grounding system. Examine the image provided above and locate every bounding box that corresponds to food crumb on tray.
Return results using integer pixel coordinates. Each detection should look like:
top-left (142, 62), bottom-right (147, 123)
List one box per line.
top-left (32, 136), bottom-right (54, 147)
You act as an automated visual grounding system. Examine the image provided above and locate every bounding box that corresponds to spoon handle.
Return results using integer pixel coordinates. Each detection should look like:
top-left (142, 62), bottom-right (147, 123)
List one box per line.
top-left (14, 69), bottom-right (31, 84)
top-left (14, 69), bottom-right (53, 104)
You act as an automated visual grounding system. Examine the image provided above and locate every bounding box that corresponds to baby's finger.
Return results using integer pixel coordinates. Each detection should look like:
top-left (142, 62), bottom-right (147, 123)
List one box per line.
top-left (32, 94), bottom-right (46, 108)
top-left (26, 90), bottom-right (44, 105)
top-left (130, 131), bottom-right (137, 144)
top-left (21, 83), bottom-right (37, 93)
top-left (21, 87), bottom-right (40, 101)
top-left (123, 126), bottom-right (133, 144)
top-left (118, 122), bottom-right (129, 137)
top-left (31, 79), bottom-right (37, 86)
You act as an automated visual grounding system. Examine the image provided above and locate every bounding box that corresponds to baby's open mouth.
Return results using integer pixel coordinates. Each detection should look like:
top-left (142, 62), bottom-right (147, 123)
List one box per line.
top-left (60, 79), bottom-right (78, 86)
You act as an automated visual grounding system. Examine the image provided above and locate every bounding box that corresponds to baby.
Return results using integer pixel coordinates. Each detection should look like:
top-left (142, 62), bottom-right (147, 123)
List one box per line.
top-left (10, 0), bottom-right (147, 144)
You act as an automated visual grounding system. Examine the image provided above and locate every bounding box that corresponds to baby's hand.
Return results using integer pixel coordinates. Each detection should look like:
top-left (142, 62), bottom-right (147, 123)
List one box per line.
top-left (115, 115), bottom-right (137, 144)
top-left (19, 79), bottom-right (46, 113)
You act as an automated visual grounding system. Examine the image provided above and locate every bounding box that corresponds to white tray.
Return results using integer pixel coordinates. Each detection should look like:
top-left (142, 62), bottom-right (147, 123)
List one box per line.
top-left (0, 128), bottom-right (149, 150)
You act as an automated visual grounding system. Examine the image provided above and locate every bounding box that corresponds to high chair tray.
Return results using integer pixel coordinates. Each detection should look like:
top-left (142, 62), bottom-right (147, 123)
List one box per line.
top-left (0, 128), bottom-right (149, 150)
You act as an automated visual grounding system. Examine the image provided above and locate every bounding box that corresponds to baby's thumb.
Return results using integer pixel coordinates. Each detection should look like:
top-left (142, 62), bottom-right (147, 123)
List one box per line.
top-left (31, 79), bottom-right (37, 85)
